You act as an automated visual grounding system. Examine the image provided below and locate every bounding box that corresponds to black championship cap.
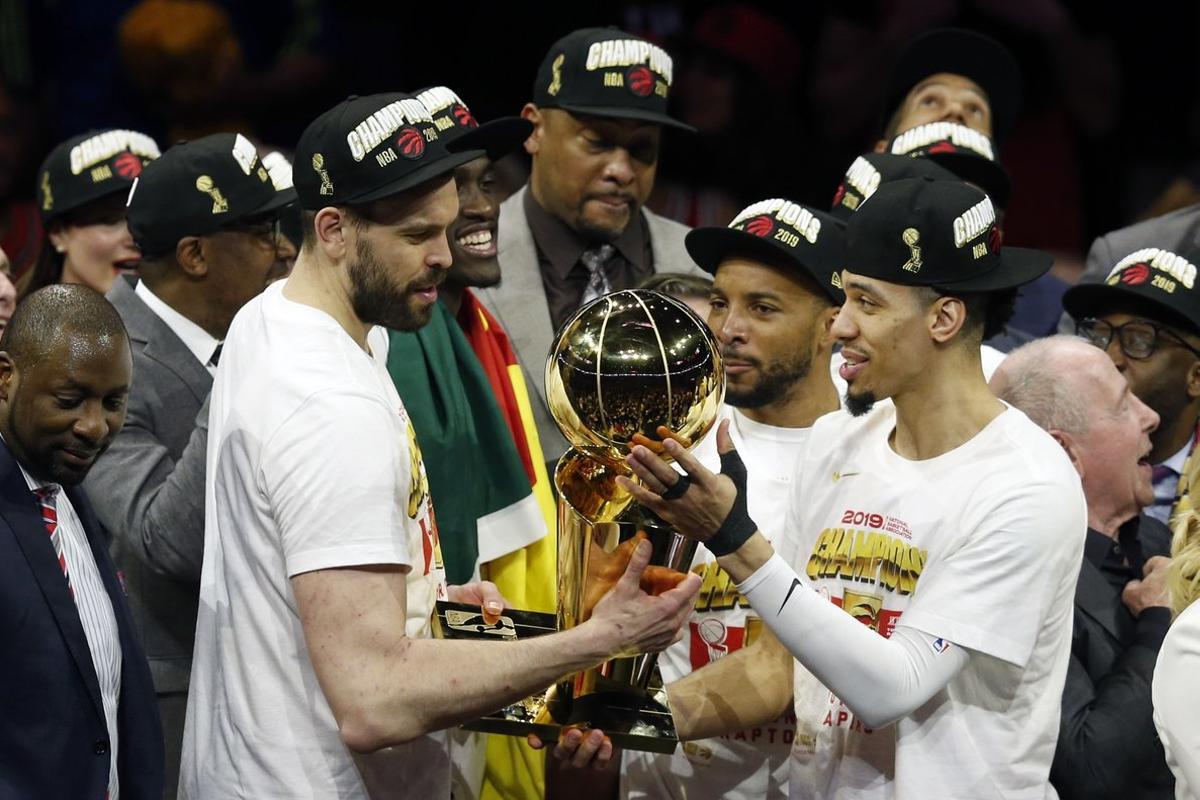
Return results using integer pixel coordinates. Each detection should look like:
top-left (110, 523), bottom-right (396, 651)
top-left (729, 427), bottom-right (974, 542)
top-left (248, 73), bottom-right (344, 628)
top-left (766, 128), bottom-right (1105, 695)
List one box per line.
top-left (127, 132), bottom-right (297, 257)
top-left (888, 121), bottom-right (1011, 208)
top-left (884, 28), bottom-right (1021, 143)
top-left (846, 177), bottom-right (1050, 291)
top-left (532, 27), bottom-right (694, 131)
top-left (412, 86), bottom-right (532, 160)
top-left (1062, 246), bottom-right (1200, 335)
top-left (685, 198), bottom-right (846, 303)
top-left (830, 152), bottom-right (958, 223)
top-left (294, 92), bottom-right (484, 210)
top-left (37, 129), bottom-right (160, 223)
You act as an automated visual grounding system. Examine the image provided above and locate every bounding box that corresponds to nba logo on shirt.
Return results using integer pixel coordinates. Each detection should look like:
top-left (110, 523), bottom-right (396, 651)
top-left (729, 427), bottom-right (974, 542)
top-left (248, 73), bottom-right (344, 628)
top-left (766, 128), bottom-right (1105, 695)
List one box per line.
top-left (689, 619), bottom-right (746, 669)
top-left (930, 637), bottom-right (951, 654)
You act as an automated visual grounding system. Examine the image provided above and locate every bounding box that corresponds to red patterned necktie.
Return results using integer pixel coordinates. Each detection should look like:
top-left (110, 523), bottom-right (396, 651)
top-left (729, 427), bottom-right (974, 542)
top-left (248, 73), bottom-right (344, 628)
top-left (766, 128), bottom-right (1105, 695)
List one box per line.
top-left (33, 486), bottom-right (71, 594)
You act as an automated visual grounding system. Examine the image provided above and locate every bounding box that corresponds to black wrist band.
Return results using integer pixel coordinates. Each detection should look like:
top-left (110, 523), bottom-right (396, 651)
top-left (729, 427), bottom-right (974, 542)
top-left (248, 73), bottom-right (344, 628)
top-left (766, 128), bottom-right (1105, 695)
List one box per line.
top-left (706, 448), bottom-right (758, 557)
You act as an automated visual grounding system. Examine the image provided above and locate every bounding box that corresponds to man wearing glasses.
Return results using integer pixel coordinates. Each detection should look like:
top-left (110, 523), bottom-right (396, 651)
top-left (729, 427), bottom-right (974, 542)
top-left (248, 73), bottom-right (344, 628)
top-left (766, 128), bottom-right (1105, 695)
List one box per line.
top-left (83, 132), bottom-right (297, 798)
top-left (1063, 246), bottom-right (1200, 525)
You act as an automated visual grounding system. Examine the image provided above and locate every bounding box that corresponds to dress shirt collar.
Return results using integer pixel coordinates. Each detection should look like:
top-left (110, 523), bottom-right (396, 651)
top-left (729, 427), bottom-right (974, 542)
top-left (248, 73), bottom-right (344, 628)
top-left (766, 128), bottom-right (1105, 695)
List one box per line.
top-left (135, 278), bottom-right (221, 369)
top-left (523, 187), bottom-right (648, 279)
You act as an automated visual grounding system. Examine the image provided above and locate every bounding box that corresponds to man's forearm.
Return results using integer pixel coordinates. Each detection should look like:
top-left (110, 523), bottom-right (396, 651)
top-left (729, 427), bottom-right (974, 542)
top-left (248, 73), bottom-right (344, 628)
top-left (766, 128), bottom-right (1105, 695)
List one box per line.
top-left (331, 621), bottom-right (618, 752)
top-left (667, 626), bottom-right (794, 741)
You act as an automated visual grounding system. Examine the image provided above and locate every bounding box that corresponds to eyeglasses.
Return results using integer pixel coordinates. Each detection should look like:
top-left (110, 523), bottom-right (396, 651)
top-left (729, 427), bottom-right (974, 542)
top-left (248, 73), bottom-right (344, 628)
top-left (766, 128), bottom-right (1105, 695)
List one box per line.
top-left (1076, 316), bottom-right (1200, 360)
top-left (223, 216), bottom-right (282, 247)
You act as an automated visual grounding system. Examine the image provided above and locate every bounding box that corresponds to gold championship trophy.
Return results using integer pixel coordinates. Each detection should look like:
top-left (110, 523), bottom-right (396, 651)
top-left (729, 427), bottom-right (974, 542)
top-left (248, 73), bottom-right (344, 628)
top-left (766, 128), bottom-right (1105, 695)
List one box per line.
top-left (433, 289), bottom-right (724, 753)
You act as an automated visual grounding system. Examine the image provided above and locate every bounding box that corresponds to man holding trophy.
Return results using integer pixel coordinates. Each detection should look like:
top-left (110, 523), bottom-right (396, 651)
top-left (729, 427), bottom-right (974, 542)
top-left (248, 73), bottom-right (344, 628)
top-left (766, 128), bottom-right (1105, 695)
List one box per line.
top-left (558, 178), bottom-right (1089, 798)
top-left (179, 91), bottom-right (701, 799)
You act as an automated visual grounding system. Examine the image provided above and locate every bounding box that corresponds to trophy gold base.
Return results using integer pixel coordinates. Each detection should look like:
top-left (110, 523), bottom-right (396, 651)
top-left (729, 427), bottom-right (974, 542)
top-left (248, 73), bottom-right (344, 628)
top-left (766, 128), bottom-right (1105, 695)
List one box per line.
top-left (433, 601), bottom-right (680, 754)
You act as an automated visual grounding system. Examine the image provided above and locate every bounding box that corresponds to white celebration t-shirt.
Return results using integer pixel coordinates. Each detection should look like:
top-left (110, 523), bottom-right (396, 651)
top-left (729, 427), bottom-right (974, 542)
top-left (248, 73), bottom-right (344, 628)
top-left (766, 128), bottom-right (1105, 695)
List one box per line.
top-left (179, 282), bottom-right (449, 799)
top-left (622, 404), bottom-right (816, 800)
top-left (782, 402), bottom-right (1085, 800)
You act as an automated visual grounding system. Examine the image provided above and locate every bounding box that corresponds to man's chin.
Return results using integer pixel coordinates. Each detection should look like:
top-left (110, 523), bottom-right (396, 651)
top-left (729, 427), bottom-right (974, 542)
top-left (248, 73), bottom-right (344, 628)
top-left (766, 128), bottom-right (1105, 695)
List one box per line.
top-left (446, 256), bottom-right (502, 290)
top-left (844, 389), bottom-right (878, 417)
top-left (576, 206), bottom-right (634, 242)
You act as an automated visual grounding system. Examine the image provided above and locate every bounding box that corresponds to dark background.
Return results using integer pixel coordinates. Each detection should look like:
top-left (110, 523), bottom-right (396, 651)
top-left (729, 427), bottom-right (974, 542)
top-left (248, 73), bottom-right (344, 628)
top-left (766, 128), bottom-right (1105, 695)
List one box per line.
top-left (7, 0), bottom-right (1200, 277)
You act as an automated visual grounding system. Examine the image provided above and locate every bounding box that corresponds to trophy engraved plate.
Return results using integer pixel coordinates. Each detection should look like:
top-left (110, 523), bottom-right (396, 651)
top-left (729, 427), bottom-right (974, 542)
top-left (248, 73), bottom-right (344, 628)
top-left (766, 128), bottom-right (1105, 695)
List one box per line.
top-left (436, 290), bottom-right (723, 753)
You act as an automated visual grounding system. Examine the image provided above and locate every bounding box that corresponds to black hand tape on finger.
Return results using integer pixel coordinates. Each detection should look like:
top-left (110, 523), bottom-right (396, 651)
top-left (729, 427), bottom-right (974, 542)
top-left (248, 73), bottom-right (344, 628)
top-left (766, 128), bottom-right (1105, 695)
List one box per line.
top-left (705, 448), bottom-right (758, 556)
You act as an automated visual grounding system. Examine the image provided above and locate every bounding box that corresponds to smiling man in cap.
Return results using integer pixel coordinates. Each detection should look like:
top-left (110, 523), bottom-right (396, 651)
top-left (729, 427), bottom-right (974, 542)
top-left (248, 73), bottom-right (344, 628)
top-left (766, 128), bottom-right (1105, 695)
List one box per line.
top-left (179, 91), bottom-right (700, 799)
top-left (477, 26), bottom-right (706, 467)
top-left (576, 177), bottom-right (1089, 798)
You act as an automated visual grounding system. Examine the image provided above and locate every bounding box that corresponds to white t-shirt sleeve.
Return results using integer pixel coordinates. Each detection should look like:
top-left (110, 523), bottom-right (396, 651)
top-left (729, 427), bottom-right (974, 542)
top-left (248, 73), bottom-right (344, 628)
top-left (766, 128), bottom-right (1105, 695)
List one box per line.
top-left (260, 388), bottom-right (412, 577)
top-left (899, 478), bottom-right (1081, 666)
top-left (1153, 604), bottom-right (1200, 800)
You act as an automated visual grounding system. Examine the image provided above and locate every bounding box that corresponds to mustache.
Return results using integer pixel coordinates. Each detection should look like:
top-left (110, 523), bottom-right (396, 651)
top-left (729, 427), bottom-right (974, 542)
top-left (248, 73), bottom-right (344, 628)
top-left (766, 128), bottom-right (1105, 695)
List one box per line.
top-left (721, 348), bottom-right (760, 367)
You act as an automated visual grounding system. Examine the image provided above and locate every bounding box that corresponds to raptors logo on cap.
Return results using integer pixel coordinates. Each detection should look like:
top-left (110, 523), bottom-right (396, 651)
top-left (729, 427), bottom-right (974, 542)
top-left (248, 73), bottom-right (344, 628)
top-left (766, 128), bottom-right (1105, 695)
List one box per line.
top-left (113, 152), bottom-right (144, 179)
top-left (1110, 263), bottom-right (1151, 286)
top-left (451, 104), bottom-right (477, 128)
top-left (745, 215), bottom-right (774, 237)
top-left (627, 65), bottom-right (654, 97)
top-left (396, 127), bottom-right (426, 160)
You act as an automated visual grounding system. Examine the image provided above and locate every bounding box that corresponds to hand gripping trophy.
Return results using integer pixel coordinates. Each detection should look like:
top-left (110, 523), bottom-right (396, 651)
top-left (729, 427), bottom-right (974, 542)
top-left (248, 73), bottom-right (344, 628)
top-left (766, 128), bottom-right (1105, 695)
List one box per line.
top-left (435, 289), bottom-right (724, 752)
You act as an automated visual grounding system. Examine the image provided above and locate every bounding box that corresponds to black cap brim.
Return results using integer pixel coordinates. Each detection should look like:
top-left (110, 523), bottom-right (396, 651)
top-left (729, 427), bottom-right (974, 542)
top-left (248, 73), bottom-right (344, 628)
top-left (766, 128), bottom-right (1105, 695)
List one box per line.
top-left (252, 187), bottom-right (300, 217)
top-left (925, 153), bottom-right (1012, 208)
top-left (322, 149), bottom-right (485, 208)
top-left (554, 103), bottom-right (696, 133)
top-left (886, 29), bottom-right (1021, 143)
top-left (1062, 282), bottom-right (1200, 336)
top-left (685, 227), bottom-right (843, 303)
top-left (451, 118), bottom-right (533, 161)
top-left (931, 246), bottom-right (1052, 292)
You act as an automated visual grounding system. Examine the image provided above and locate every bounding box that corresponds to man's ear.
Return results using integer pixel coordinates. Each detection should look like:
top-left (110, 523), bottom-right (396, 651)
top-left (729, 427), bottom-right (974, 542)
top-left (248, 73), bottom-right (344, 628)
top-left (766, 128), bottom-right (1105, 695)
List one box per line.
top-left (929, 296), bottom-right (968, 344)
top-left (175, 237), bottom-right (207, 278)
top-left (0, 352), bottom-right (16, 403)
top-left (1186, 358), bottom-right (1200, 400)
top-left (521, 103), bottom-right (543, 156)
top-left (1050, 429), bottom-right (1085, 479)
top-left (818, 304), bottom-right (840, 344)
top-left (314, 207), bottom-right (349, 259)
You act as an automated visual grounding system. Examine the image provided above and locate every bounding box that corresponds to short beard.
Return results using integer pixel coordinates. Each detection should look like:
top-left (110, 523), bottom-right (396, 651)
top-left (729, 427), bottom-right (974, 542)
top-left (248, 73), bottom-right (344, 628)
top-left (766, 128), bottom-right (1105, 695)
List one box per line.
top-left (725, 350), bottom-right (813, 410)
top-left (844, 389), bottom-right (877, 417)
top-left (349, 236), bottom-right (435, 332)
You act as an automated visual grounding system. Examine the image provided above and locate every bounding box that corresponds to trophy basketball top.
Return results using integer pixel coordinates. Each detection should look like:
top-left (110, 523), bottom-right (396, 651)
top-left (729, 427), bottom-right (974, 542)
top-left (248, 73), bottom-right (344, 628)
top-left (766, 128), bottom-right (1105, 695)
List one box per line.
top-left (546, 289), bottom-right (725, 465)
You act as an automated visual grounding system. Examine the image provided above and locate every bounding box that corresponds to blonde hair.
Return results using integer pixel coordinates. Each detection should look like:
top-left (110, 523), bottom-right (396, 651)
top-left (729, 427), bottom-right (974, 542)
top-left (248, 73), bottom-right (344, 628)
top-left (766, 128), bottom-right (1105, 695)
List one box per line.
top-left (1170, 511), bottom-right (1200, 618)
top-left (1170, 453), bottom-right (1200, 617)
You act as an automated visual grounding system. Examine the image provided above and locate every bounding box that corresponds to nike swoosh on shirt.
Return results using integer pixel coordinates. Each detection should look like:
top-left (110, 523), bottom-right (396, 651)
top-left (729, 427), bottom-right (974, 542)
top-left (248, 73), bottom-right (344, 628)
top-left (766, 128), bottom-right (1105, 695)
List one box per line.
top-left (778, 577), bottom-right (804, 616)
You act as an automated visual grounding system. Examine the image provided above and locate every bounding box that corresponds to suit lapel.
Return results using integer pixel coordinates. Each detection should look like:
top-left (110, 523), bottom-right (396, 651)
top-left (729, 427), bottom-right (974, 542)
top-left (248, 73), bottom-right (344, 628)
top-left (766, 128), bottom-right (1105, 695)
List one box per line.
top-left (486, 186), bottom-right (558, 406)
top-left (0, 445), bottom-right (106, 721)
top-left (108, 276), bottom-right (213, 403)
top-left (1074, 557), bottom-right (1126, 642)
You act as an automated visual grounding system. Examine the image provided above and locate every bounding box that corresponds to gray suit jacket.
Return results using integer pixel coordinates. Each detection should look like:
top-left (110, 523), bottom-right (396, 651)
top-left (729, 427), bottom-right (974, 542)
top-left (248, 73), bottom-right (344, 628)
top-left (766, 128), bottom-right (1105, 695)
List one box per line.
top-left (477, 186), bottom-right (704, 462)
top-left (84, 275), bottom-right (210, 694)
top-left (1058, 204), bottom-right (1200, 333)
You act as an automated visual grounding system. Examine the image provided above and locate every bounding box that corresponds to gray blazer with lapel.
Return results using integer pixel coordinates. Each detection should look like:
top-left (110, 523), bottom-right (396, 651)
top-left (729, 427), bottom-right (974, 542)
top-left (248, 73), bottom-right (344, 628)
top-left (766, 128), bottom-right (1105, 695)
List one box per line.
top-left (477, 186), bottom-right (705, 463)
top-left (84, 275), bottom-right (210, 695)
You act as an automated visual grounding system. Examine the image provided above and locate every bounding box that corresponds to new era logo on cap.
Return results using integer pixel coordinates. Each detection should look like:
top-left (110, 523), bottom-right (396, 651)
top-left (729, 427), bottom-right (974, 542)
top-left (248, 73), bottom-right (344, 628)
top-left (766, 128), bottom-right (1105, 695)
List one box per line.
top-left (685, 198), bottom-right (846, 302)
top-left (533, 27), bottom-right (693, 131)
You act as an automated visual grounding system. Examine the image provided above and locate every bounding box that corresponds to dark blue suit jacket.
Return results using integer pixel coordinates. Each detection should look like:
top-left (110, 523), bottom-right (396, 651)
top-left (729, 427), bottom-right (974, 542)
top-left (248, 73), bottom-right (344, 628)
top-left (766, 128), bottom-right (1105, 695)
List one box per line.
top-left (0, 440), bottom-right (164, 799)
